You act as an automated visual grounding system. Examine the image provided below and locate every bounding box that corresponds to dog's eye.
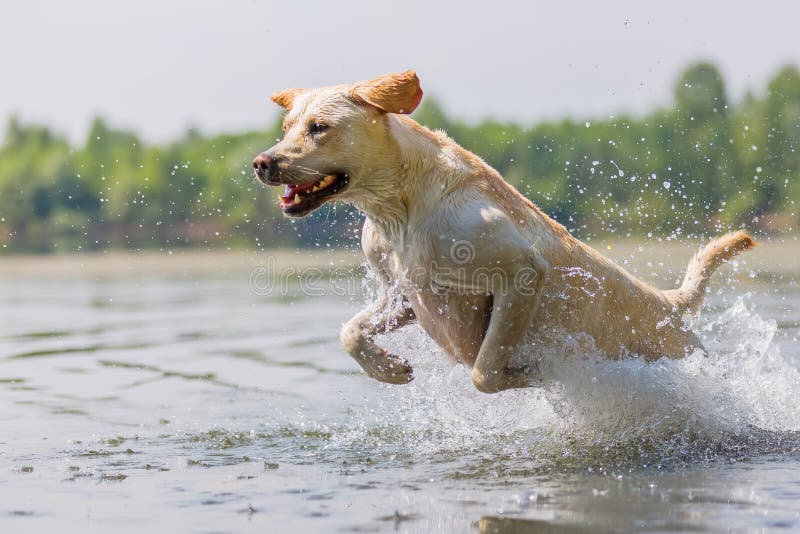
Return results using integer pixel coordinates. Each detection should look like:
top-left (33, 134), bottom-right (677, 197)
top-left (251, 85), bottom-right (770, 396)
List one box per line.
top-left (309, 122), bottom-right (330, 135)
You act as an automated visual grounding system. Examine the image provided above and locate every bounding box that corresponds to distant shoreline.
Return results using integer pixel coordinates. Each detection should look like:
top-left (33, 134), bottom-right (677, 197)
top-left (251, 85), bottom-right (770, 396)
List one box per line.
top-left (0, 248), bottom-right (364, 278)
top-left (1, 237), bottom-right (797, 281)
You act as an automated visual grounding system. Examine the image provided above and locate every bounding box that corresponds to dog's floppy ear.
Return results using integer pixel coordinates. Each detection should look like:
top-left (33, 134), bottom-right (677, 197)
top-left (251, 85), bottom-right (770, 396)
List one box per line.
top-left (271, 88), bottom-right (305, 111)
top-left (350, 71), bottom-right (423, 114)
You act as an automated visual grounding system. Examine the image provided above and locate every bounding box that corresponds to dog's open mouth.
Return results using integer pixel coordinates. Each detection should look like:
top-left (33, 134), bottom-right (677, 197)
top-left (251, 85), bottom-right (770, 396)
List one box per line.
top-left (277, 173), bottom-right (349, 216)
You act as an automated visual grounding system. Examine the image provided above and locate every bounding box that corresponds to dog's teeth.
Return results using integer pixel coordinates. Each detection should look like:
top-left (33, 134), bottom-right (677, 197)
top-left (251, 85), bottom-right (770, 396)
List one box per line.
top-left (294, 194), bottom-right (301, 205)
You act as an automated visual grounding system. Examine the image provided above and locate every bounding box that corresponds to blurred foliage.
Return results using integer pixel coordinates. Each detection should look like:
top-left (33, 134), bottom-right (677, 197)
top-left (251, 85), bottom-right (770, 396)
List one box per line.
top-left (1, 62), bottom-right (799, 253)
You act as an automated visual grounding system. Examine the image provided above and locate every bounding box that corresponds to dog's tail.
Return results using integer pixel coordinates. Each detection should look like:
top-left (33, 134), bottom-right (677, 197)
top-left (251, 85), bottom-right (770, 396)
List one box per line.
top-left (664, 231), bottom-right (756, 315)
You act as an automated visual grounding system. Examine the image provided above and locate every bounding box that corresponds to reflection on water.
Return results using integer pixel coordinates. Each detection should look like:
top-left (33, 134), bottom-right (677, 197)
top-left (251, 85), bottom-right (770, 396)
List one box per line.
top-left (0, 250), bottom-right (799, 532)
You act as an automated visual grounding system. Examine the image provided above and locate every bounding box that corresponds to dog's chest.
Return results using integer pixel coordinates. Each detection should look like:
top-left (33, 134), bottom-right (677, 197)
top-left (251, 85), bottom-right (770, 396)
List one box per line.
top-left (369, 224), bottom-right (490, 364)
top-left (382, 248), bottom-right (490, 365)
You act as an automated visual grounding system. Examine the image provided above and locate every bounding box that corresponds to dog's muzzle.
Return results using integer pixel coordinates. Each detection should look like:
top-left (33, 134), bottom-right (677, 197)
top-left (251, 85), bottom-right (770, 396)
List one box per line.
top-left (253, 152), bottom-right (280, 184)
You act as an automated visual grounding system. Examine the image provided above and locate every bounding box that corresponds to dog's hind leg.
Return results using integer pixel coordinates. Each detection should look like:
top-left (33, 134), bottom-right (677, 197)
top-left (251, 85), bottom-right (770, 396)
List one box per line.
top-left (660, 329), bottom-right (707, 359)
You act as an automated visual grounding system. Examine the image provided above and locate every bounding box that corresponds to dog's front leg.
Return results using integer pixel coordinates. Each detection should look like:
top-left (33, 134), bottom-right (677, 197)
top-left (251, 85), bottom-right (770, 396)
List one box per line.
top-left (340, 295), bottom-right (416, 384)
top-left (470, 247), bottom-right (547, 393)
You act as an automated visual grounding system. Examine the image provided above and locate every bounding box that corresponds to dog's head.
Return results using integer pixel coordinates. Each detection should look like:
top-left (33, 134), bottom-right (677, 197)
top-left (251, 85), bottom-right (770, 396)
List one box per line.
top-left (253, 71), bottom-right (423, 217)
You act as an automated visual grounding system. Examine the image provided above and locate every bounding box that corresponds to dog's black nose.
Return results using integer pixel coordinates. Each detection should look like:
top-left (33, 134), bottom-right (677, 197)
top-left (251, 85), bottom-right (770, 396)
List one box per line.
top-left (253, 153), bottom-right (278, 181)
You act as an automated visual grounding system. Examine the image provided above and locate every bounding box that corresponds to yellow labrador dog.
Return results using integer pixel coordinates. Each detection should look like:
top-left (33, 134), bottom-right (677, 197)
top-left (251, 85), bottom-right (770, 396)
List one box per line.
top-left (253, 71), bottom-right (755, 393)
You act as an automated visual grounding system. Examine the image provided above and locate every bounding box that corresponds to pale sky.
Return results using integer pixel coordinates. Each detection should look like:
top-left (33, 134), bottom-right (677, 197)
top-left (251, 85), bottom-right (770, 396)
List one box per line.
top-left (1, 0), bottom-right (798, 143)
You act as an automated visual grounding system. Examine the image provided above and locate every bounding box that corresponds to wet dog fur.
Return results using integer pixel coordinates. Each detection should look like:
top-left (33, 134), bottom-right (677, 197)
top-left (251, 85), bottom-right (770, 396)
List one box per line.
top-left (253, 71), bottom-right (755, 393)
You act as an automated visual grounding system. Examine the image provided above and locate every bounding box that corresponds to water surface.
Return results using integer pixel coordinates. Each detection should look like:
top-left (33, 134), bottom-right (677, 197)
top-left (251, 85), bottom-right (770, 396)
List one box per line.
top-left (1, 245), bottom-right (799, 532)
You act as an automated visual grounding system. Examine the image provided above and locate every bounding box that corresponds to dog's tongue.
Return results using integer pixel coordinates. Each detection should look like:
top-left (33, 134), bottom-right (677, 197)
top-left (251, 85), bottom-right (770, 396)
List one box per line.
top-left (280, 183), bottom-right (314, 203)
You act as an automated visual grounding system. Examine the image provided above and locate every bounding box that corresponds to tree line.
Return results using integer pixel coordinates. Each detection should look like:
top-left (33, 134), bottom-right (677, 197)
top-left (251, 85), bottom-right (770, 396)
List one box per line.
top-left (1, 62), bottom-right (798, 253)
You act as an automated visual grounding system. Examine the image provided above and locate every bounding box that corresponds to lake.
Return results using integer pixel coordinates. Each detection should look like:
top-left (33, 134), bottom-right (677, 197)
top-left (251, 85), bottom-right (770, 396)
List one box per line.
top-left (1, 240), bottom-right (799, 533)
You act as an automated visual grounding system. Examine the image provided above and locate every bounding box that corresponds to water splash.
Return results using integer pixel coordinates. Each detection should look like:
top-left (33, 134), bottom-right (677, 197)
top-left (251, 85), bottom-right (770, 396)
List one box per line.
top-left (324, 296), bottom-right (800, 471)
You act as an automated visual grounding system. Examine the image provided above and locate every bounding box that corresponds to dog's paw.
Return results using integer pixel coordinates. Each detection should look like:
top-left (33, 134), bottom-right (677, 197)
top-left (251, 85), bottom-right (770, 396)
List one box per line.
top-left (472, 363), bottom-right (540, 393)
top-left (363, 353), bottom-right (414, 384)
top-left (507, 364), bottom-right (543, 388)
